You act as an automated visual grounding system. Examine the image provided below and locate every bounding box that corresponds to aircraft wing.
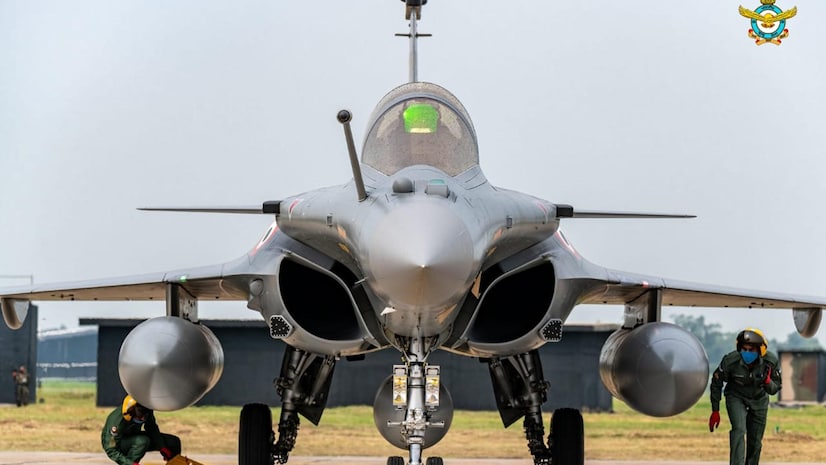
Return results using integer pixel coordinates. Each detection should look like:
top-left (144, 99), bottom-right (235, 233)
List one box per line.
top-left (579, 267), bottom-right (826, 310)
top-left (0, 263), bottom-right (249, 302)
top-left (0, 262), bottom-right (254, 330)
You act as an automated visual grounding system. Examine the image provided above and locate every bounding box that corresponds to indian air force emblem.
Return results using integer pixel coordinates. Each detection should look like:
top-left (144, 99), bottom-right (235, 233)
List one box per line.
top-left (738, 0), bottom-right (797, 45)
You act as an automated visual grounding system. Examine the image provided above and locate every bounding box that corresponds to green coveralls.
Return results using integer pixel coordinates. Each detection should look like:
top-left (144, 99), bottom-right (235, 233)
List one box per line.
top-left (13, 371), bottom-right (29, 407)
top-left (710, 350), bottom-right (781, 465)
top-left (100, 406), bottom-right (181, 465)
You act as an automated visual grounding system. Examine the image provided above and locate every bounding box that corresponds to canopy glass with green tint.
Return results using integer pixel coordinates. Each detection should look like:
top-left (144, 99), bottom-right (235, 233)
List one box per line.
top-left (403, 103), bottom-right (439, 134)
top-left (363, 91), bottom-right (478, 176)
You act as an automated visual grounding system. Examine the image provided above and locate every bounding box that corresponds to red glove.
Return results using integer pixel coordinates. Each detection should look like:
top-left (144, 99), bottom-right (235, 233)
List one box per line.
top-left (708, 411), bottom-right (720, 432)
top-left (764, 366), bottom-right (772, 385)
top-left (133, 463), bottom-right (141, 465)
top-left (160, 448), bottom-right (174, 461)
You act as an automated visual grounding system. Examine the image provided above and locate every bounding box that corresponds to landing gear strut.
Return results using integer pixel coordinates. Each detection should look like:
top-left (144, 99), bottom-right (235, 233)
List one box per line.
top-left (373, 336), bottom-right (451, 465)
top-left (487, 350), bottom-right (584, 465)
top-left (272, 407), bottom-right (299, 464)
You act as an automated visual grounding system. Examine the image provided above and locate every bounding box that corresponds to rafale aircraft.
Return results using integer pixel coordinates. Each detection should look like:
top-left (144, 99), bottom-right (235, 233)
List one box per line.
top-left (2, 2), bottom-right (825, 465)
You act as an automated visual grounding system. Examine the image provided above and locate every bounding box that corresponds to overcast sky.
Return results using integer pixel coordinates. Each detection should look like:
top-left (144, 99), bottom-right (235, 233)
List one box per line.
top-left (1, 0), bottom-right (825, 348)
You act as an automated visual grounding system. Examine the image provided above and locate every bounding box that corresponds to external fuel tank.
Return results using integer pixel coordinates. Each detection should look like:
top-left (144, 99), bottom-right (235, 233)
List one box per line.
top-left (119, 316), bottom-right (224, 411)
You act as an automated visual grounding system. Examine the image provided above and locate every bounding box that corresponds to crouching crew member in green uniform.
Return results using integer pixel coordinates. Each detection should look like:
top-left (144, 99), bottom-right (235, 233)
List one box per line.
top-left (708, 328), bottom-right (781, 465)
top-left (101, 395), bottom-right (181, 465)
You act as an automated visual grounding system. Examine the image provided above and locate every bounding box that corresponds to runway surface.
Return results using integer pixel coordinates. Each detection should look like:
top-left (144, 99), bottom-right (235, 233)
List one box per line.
top-left (0, 453), bottom-right (822, 465)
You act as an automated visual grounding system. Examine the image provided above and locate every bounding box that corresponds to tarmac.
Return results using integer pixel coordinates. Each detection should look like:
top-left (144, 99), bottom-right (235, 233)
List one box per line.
top-left (0, 453), bottom-right (822, 465)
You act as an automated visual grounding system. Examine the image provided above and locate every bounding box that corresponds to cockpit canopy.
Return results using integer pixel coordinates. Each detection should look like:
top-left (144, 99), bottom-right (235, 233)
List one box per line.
top-left (362, 82), bottom-right (479, 177)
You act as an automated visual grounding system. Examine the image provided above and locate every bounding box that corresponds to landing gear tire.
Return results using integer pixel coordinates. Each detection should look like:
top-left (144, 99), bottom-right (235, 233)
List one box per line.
top-left (426, 457), bottom-right (444, 465)
top-left (549, 408), bottom-right (584, 465)
top-left (240, 403), bottom-right (275, 465)
top-left (387, 456), bottom-right (405, 465)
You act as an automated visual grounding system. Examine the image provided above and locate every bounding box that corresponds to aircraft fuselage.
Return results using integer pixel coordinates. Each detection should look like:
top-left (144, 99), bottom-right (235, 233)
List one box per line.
top-left (277, 164), bottom-right (561, 337)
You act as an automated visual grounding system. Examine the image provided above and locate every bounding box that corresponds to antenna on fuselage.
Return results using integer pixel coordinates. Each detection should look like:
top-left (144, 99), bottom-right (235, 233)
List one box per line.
top-left (337, 109), bottom-right (367, 202)
top-left (395, 0), bottom-right (431, 82)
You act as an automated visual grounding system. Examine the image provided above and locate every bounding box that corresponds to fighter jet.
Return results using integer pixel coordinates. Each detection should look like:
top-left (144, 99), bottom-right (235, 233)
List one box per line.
top-left (2, 2), bottom-right (824, 465)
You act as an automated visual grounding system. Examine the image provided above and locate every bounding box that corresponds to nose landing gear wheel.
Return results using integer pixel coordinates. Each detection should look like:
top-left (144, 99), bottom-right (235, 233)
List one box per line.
top-left (425, 457), bottom-right (444, 465)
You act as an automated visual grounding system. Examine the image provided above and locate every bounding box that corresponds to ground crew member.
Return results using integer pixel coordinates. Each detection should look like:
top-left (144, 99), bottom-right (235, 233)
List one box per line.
top-left (12, 365), bottom-right (29, 407)
top-left (101, 394), bottom-right (181, 465)
top-left (708, 328), bottom-right (781, 465)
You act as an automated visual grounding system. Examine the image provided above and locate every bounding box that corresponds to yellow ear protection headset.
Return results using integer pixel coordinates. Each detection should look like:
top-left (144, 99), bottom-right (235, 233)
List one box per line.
top-left (736, 327), bottom-right (768, 357)
top-left (122, 395), bottom-right (149, 421)
top-left (122, 395), bottom-right (138, 421)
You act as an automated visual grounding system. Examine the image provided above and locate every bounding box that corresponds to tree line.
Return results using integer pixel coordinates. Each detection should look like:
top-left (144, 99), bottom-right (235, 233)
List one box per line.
top-left (671, 314), bottom-right (823, 370)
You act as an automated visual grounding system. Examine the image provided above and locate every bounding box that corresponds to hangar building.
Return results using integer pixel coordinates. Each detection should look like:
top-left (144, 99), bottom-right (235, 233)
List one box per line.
top-left (37, 326), bottom-right (98, 379)
top-left (0, 305), bottom-right (38, 405)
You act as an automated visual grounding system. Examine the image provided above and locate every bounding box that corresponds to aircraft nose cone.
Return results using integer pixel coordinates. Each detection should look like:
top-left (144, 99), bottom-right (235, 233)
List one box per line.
top-left (367, 201), bottom-right (474, 310)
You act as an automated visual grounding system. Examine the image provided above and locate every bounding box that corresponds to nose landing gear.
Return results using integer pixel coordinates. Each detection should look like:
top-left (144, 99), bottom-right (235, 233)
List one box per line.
top-left (373, 337), bottom-right (452, 465)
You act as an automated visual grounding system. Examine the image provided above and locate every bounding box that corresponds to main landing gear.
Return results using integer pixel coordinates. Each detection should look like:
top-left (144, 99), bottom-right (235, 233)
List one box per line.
top-left (488, 350), bottom-right (584, 465)
top-left (239, 345), bottom-right (337, 465)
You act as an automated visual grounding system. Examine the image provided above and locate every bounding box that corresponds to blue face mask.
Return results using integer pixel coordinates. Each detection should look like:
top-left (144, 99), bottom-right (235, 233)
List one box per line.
top-left (132, 418), bottom-right (145, 425)
top-left (740, 350), bottom-right (758, 364)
